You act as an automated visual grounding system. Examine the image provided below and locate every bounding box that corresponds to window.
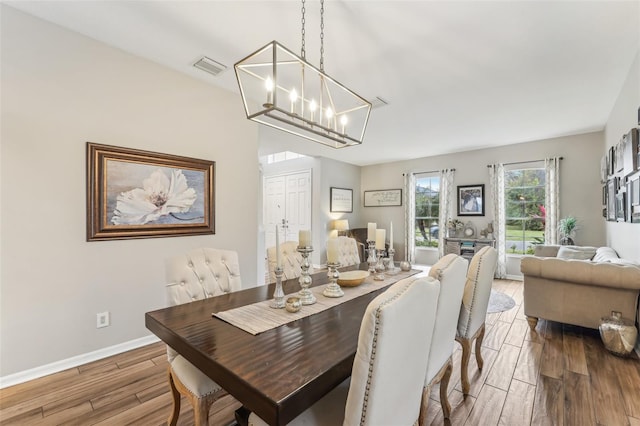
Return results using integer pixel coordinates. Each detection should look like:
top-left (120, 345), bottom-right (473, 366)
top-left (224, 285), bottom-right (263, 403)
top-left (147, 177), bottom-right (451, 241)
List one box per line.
top-left (265, 151), bottom-right (307, 164)
top-left (415, 174), bottom-right (440, 248)
top-left (504, 165), bottom-right (545, 255)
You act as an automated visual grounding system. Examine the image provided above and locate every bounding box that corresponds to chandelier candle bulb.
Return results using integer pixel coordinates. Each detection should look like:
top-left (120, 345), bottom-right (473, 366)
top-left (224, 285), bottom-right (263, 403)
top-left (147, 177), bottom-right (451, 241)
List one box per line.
top-left (264, 76), bottom-right (274, 107)
top-left (340, 115), bottom-right (348, 134)
top-left (375, 229), bottom-right (386, 250)
top-left (309, 99), bottom-right (317, 122)
top-left (327, 238), bottom-right (339, 264)
top-left (299, 230), bottom-right (312, 248)
top-left (367, 222), bottom-right (377, 241)
top-left (289, 88), bottom-right (298, 113)
top-left (275, 225), bottom-right (281, 268)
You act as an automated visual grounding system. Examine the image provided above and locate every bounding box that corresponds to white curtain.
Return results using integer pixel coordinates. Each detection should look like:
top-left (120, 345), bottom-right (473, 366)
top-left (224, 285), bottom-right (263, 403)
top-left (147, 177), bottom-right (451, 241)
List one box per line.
top-left (544, 157), bottom-right (561, 245)
top-left (489, 163), bottom-right (507, 278)
top-left (404, 172), bottom-right (416, 264)
top-left (438, 169), bottom-right (455, 257)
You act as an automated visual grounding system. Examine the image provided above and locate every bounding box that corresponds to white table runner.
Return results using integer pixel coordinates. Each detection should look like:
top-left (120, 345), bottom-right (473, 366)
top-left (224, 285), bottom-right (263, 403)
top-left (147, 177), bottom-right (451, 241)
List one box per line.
top-left (213, 270), bottom-right (417, 335)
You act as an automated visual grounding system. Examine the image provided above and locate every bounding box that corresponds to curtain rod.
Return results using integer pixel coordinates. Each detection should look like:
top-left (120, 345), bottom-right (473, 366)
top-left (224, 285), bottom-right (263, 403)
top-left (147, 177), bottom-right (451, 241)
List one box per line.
top-left (402, 168), bottom-right (456, 176)
top-left (486, 157), bottom-right (563, 168)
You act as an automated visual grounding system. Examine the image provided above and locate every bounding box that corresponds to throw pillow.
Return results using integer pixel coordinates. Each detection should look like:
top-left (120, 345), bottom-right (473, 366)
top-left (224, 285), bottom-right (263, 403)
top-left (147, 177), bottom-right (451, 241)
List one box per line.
top-left (609, 258), bottom-right (640, 267)
top-left (557, 246), bottom-right (597, 260)
top-left (592, 247), bottom-right (619, 263)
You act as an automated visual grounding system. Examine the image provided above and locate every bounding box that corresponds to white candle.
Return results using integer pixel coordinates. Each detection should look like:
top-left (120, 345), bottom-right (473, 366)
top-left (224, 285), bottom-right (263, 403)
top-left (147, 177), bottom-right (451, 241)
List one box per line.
top-left (265, 76), bottom-right (274, 106)
top-left (375, 229), bottom-right (386, 250)
top-left (327, 237), bottom-right (339, 264)
top-left (299, 230), bottom-right (312, 248)
top-left (389, 221), bottom-right (393, 251)
top-left (367, 222), bottom-right (377, 241)
top-left (275, 225), bottom-right (281, 268)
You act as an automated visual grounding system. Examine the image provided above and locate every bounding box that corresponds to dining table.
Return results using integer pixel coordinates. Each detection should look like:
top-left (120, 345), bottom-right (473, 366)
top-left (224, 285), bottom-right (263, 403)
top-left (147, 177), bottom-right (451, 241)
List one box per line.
top-left (145, 263), bottom-right (420, 426)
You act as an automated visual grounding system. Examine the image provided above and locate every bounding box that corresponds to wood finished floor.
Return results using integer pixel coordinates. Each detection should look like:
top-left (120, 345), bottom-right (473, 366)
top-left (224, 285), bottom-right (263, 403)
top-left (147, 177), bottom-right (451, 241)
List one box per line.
top-left (1, 279), bottom-right (639, 425)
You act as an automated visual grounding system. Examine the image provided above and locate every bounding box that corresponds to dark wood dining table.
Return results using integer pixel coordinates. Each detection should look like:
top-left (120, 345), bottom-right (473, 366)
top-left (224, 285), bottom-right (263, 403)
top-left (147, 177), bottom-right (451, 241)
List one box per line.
top-left (145, 263), bottom-right (420, 426)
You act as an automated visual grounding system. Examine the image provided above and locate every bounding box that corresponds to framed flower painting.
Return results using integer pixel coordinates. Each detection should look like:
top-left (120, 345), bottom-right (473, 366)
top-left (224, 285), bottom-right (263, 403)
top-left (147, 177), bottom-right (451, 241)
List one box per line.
top-left (87, 142), bottom-right (214, 240)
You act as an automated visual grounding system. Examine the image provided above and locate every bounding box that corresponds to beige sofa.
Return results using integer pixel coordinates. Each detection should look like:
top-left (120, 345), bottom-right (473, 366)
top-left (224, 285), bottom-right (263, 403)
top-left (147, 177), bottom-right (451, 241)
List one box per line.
top-left (520, 245), bottom-right (640, 330)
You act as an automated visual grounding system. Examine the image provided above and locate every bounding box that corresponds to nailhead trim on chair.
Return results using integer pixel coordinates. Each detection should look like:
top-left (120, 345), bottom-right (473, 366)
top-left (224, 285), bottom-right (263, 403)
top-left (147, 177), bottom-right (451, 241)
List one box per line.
top-left (461, 247), bottom-right (488, 337)
top-left (360, 278), bottom-right (417, 425)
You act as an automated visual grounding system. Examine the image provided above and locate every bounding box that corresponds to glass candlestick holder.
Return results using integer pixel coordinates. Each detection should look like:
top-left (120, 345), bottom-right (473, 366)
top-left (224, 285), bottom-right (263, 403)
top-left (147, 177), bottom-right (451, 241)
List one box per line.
top-left (386, 247), bottom-right (399, 275)
top-left (374, 249), bottom-right (386, 281)
top-left (323, 262), bottom-right (344, 298)
top-left (297, 246), bottom-right (316, 305)
top-left (269, 266), bottom-right (285, 308)
top-left (367, 240), bottom-right (377, 274)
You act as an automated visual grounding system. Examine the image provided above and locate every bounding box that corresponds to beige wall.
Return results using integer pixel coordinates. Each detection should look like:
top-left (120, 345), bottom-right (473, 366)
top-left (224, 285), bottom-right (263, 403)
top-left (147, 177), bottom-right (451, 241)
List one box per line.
top-left (1, 7), bottom-right (259, 376)
top-left (360, 131), bottom-right (606, 275)
top-left (604, 49), bottom-right (640, 261)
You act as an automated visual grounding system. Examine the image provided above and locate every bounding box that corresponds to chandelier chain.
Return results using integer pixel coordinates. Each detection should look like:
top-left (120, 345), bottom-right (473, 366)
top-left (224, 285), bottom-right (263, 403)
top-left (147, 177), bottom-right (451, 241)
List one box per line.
top-left (319, 0), bottom-right (325, 71)
top-left (301, 0), bottom-right (306, 59)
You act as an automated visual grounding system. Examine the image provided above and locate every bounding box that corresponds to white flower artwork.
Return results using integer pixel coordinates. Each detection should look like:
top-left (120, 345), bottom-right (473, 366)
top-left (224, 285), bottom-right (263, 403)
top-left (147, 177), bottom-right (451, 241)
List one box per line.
top-left (111, 169), bottom-right (197, 225)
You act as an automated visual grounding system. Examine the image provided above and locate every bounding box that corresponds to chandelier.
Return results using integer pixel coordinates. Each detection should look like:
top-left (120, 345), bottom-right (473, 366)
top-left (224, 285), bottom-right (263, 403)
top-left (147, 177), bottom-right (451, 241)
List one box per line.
top-left (234, 0), bottom-right (371, 148)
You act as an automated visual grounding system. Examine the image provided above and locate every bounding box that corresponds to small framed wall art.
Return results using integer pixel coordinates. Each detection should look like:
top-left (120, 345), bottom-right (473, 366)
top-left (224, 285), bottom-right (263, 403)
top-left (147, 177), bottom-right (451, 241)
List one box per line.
top-left (87, 142), bottom-right (215, 241)
top-left (330, 187), bottom-right (353, 213)
top-left (457, 184), bottom-right (485, 216)
top-left (363, 189), bottom-right (402, 207)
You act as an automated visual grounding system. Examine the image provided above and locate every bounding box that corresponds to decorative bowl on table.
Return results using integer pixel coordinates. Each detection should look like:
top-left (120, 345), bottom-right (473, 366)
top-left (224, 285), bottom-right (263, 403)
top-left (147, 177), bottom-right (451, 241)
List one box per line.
top-left (337, 270), bottom-right (369, 287)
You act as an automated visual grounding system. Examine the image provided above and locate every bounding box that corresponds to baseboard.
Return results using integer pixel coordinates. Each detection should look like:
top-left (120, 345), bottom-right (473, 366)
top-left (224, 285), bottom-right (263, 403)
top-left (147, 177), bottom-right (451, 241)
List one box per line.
top-left (505, 274), bottom-right (524, 281)
top-left (0, 334), bottom-right (160, 389)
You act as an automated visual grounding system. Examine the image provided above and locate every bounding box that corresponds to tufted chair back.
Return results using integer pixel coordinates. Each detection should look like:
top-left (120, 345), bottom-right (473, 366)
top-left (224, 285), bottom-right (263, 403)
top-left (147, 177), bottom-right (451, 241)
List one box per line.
top-left (165, 248), bottom-right (242, 362)
top-left (425, 254), bottom-right (469, 383)
top-left (457, 246), bottom-right (498, 339)
top-left (266, 241), bottom-right (314, 283)
top-left (335, 236), bottom-right (361, 267)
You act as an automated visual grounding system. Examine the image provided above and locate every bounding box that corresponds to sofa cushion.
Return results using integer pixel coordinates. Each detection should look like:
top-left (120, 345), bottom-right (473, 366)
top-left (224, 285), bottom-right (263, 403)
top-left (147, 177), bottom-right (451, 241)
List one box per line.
top-left (609, 258), bottom-right (640, 267)
top-left (557, 246), bottom-right (597, 260)
top-left (592, 247), bottom-right (620, 263)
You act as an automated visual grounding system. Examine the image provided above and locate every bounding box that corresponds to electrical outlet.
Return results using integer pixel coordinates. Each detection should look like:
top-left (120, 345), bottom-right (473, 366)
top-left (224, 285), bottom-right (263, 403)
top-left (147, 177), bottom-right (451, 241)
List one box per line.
top-left (96, 311), bottom-right (110, 328)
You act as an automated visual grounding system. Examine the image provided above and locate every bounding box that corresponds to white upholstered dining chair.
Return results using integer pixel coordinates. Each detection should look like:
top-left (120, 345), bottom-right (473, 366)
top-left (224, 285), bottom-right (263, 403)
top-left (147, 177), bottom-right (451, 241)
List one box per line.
top-left (335, 236), bottom-right (361, 267)
top-left (455, 245), bottom-right (498, 396)
top-left (420, 254), bottom-right (468, 423)
top-left (248, 275), bottom-right (441, 426)
top-left (165, 248), bottom-right (242, 426)
top-left (266, 241), bottom-right (314, 283)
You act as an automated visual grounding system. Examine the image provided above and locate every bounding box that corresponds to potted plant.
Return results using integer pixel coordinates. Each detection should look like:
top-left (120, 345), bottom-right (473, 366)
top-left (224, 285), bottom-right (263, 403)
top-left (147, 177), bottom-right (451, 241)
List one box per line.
top-left (447, 218), bottom-right (464, 238)
top-left (558, 216), bottom-right (578, 245)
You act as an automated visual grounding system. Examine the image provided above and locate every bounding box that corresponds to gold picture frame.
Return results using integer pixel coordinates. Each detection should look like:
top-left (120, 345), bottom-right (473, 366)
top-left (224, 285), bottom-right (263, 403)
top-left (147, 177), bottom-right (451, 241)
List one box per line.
top-left (87, 142), bottom-right (215, 241)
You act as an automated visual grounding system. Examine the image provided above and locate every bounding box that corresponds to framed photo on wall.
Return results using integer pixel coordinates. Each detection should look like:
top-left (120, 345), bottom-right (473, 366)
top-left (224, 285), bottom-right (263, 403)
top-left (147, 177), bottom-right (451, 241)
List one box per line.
top-left (607, 178), bottom-right (616, 221)
top-left (87, 142), bottom-right (215, 241)
top-left (330, 187), bottom-right (353, 213)
top-left (616, 192), bottom-right (626, 222)
top-left (457, 184), bottom-right (485, 216)
top-left (363, 189), bottom-right (402, 207)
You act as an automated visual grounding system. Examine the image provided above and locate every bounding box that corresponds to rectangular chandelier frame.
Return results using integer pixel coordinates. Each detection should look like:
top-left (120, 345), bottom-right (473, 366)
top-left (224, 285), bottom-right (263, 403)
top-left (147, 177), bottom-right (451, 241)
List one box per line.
top-left (235, 41), bottom-right (371, 148)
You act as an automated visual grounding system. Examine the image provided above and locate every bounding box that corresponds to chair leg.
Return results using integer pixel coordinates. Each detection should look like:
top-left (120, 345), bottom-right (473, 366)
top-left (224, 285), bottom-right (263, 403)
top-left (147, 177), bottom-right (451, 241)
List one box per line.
top-left (457, 336), bottom-right (472, 396)
top-left (527, 316), bottom-right (539, 332)
top-left (167, 368), bottom-right (181, 426)
top-left (419, 384), bottom-right (431, 426)
top-left (193, 395), bottom-right (211, 426)
top-left (474, 323), bottom-right (485, 371)
top-left (439, 360), bottom-right (453, 419)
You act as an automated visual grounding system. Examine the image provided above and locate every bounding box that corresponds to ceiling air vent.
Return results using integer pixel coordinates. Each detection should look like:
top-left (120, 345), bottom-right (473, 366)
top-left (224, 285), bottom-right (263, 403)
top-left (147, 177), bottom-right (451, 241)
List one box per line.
top-left (371, 96), bottom-right (389, 109)
top-left (193, 56), bottom-right (227, 76)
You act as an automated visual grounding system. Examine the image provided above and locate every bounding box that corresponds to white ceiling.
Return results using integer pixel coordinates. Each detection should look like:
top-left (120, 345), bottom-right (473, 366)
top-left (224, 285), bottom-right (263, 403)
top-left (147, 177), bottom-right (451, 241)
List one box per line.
top-left (7, 1), bottom-right (640, 166)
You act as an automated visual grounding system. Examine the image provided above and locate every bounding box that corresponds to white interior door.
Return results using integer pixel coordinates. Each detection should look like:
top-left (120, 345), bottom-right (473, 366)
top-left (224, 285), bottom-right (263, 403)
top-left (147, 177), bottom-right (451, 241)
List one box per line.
top-left (264, 170), bottom-right (311, 249)
top-left (284, 172), bottom-right (311, 242)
